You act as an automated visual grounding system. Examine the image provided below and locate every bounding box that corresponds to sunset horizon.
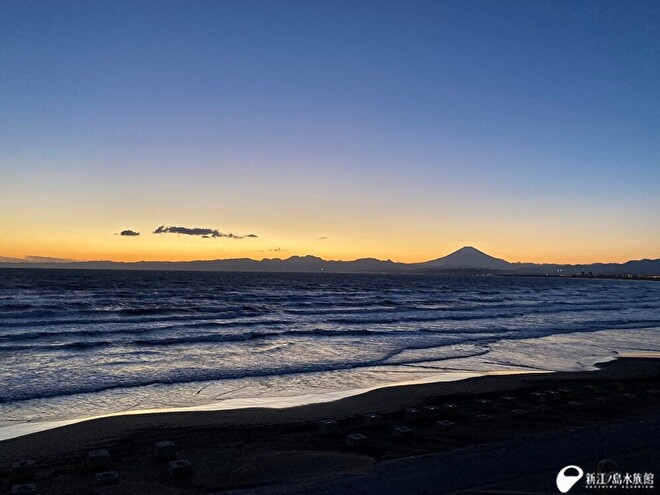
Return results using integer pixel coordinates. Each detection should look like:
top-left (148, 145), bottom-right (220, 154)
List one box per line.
top-left (2, 2), bottom-right (658, 268)
top-left (1, 241), bottom-right (659, 266)
top-left (2, 3), bottom-right (659, 492)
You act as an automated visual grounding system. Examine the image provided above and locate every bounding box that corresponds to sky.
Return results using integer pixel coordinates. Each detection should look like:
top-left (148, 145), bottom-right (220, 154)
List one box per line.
top-left (1, 0), bottom-right (659, 264)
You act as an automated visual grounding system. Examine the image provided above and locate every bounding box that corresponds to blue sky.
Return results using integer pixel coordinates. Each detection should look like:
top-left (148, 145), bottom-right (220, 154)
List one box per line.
top-left (1, 1), bottom-right (658, 263)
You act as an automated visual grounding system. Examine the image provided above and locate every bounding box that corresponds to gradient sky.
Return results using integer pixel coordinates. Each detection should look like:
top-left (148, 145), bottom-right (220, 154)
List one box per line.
top-left (1, 0), bottom-right (659, 264)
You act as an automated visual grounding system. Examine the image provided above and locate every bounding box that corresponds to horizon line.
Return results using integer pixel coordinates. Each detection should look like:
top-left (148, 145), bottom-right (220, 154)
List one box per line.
top-left (1, 247), bottom-right (658, 268)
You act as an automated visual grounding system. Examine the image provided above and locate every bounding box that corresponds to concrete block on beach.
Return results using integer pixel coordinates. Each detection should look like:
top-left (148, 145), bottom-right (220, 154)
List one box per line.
top-left (363, 413), bottom-right (383, 428)
top-left (475, 414), bottom-right (494, 424)
top-left (154, 440), bottom-right (177, 460)
top-left (441, 403), bottom-right (462, 418)
top-left (11, 484), bottom-right (37, 495)
top-left (529, 392), bottom-right (546, 403)
top-left (403, 407), bottom-right (424, 422)
top-left (393, 426), bottom-right (414, 438)
top-left (421, 405), bottom-right (441, 418)
top-left (11, 459), bottom-right (36, 481)
top-left (87, 449), bottom-right (110, 470)
top-left (511, 409), bottom-right (528, 416)
top-left (476, 399), bottom-right (496, 411)
top-left (435, 420), bottom-right (456, 430)
top-left (95, 470), bottom-right (119, 486)
top-left (534, 405), bottom-right (553, 414)
top-left (319, 419), bottom-right (340, 435)
top-left (168, 459), bottom-right (192, 478)
top-left (345, 433), bottom-right (368, 448)
top-left (544, 390), bottom-right (561, 402)
top-left (500, 395), bottom-right (517, 405)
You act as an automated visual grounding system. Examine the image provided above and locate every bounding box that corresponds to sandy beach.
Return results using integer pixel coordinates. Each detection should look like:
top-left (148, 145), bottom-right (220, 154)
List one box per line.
top-left (1, 355), bottom-right (659, 494)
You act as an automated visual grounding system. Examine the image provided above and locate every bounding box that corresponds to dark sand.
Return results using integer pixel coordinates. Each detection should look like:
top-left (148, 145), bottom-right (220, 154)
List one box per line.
top-left (1, 356), bottom-right (659, 494)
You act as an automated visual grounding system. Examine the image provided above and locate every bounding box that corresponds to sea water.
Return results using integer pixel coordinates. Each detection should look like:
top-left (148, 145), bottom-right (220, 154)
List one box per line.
top-left (1, 269), bottom-right (659, 435)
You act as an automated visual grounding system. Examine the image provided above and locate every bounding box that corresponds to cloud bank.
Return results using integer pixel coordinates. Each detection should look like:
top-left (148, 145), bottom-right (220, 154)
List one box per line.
top-left (120, 230), bottom-right (140, 236)
top-left (153, 225), bottom-right (258, 239)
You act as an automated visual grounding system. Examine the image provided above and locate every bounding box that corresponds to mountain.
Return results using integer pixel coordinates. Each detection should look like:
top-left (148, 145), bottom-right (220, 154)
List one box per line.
top-left (419, 246), bottom-right (512, 271)
top-left (1, 248), bottom-right (659, 276)
top-left (0, 256), bottom-right (406, 274)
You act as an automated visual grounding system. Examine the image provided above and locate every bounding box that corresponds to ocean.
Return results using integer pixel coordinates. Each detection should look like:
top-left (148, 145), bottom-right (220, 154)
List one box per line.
top-left (1, 269), bottom-right (659, 436)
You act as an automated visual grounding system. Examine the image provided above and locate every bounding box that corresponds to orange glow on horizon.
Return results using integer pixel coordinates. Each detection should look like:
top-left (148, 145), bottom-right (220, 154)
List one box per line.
top-left (1, 241), bottom-right (656, 266)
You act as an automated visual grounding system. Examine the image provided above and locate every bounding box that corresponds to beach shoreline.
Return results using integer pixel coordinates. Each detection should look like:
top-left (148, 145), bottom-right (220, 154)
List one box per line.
top-left (5, 324), bottom-right (659, 442)
top-left (1, 355), bottom-right (659, 493)
top-left (0, 370), bottom-right (495, 443)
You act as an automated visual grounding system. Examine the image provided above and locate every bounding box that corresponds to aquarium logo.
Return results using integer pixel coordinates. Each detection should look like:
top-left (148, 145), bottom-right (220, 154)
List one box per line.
top-left (584, 471), bottom-right (654, 490)
top-left (556, 465), bottom-right (584, 493)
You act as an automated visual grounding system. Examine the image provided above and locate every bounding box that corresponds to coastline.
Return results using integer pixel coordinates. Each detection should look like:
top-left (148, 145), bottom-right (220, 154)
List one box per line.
top-left (1, 354), bottom-right (659, 493)
top-left (2, 355), bottom-right (656, 453)
top-left (0, 370), bottom-right (492, 443)
top-left (5, 325), bottom-right (659, 441)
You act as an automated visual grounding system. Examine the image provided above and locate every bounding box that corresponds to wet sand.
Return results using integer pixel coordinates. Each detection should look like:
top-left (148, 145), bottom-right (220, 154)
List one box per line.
top-left (1, 356), bottom-right (659, 494)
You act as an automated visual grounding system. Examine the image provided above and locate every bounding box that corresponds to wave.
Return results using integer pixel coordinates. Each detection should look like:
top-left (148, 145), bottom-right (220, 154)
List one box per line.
top-left (3, 317), bottom-right (659, 355)
top-left (0, 339), bottom-right (492, 403)
top-left (0, 318), bottom-right (292, 343)
top-left (0, 310), bottom-right (255, 328)
top-left (0, 327), bottom-right (400, 352)
top-left (2, 271), bottom-right (659, 406)
top-left (131, 328), bottom-right (407, 347)
top-left (0, 341), bottom-right (114, 352)
top-left (325, 303), bottom-right (658, 325)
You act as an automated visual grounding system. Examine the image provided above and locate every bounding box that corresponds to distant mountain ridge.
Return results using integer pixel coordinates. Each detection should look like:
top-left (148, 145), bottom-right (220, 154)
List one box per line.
top-left (1, 246), bottom-right (659, 276)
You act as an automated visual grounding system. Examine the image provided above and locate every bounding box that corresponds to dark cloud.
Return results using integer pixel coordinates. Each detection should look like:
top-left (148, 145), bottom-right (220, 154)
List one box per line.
top-left (153, 225), bottom-right (258, 239)
top-left (319, 236), bottom-right (328, 240)
top-left (120, 230), bottom-right (140, 237)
